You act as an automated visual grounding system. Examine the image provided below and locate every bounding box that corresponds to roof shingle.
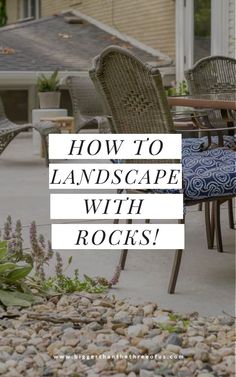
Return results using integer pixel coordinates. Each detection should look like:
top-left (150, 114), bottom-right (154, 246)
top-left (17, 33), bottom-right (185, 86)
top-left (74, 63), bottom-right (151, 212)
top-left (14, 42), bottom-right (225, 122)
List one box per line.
top-left (0, 13), bottom-right (162, 71)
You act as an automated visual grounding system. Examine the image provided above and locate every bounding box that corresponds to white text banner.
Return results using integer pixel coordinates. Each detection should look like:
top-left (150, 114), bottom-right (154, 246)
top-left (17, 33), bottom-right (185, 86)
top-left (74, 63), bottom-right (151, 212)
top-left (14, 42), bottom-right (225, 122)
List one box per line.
top-left (50, 193), bottom-right (183, 219)
top-left (49, 163), bottom-right (182, 189)
top-left (49, 134), bottom-right (182, 160)
top-left (51, 223), bottom-right (185, 250)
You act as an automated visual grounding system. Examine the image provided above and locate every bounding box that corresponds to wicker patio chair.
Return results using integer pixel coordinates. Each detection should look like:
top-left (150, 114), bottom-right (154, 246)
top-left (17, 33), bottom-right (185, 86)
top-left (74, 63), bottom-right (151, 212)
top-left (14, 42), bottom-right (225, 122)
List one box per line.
top-left (0, 96), bottom-right (59, 166)
top-left (65, 75), bottom-right (109, 133)
top-left (185, 56), bottom-right (236, 252)
top-left (89, 46), bottom-right (236, 293)
top-left (185, 55), bottom-right (235, 126)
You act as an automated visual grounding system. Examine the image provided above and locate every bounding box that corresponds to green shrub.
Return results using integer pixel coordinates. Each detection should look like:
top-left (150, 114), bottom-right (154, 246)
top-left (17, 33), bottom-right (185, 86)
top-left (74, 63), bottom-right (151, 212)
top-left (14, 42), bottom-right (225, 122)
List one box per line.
top-left (0, 0), bottom-right (7, 27)
top-left (165, 80), bottom-right (189, 96)
top-left (0, 240), bottom-right (34, 307)
top-left (37, 70), bottom-right (60, 92)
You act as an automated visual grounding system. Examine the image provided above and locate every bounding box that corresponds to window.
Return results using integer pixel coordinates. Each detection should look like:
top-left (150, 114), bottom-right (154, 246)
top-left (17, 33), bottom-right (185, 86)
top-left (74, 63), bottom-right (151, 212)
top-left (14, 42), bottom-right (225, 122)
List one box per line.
top-left (176, 0), bottom-right (232, 81)
top-left (193, 0), bottom-right (211, 62)
top-left (0, 90), bottom-right (28, 123)
top-left (21, 0), bottom-right (40, 19)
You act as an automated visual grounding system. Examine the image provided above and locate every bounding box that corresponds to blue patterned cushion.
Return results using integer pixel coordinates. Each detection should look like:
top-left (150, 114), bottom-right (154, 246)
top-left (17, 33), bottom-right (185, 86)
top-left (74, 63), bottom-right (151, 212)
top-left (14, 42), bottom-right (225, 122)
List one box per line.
top-left (183, 148), bottom-right (236, 201)
top-left (112, 141), bottom-right (235, 201)
top-left (182, 138), bottom-right (205, 154)
top-left (112, 136), bottom-right (235, 162)
top-left (152, 149), bottom-right (235, 201)
top-left (182, 136), bottom-right (235, 156)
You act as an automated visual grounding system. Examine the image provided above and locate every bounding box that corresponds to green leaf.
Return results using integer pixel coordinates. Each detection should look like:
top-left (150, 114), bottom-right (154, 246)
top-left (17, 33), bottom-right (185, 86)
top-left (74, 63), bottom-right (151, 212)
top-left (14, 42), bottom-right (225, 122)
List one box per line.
top-left (51, 69), bottom-right (58, 82)
top-left (0, 240), bottom-right (8, 260)
top-left (68, 256), bottom-right (72, 265)
top-left (6, 265), bottom-right (32, 282)
top-left (0, 240), bottom-right (7, 248)
top-left (84, 274), bottom-right (96, 285)
top-left (37, 70), bottom-right (59, 92)
top-left (0, 289), bottom-right (34, 307)
top-left (0, 263), bottom-right (17, 273)
top-left (18, 281), bottom-right (32, 294)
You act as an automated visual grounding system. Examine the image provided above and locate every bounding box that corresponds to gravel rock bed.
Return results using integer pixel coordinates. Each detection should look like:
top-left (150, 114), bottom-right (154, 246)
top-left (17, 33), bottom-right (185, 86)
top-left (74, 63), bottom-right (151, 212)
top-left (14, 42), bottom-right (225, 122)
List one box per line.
top-left (0, 293), bottom-right (235, 377)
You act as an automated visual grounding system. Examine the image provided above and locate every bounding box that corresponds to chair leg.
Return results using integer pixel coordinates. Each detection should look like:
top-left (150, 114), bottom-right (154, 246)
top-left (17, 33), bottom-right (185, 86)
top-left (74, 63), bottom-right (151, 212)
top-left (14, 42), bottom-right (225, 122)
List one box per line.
top-left (228, 199), bottom-right (234, 229)
top-left (168, 249), bottom-right (183, 294)
top-left (210, 202), bottom-right (215, 248)
top-left (214, 201), bottom-right (223, 253)
top-left (119, 249), bottom-right (128, 270)
top-left (41, 135), bottom-right (49, 167)
top-left (119, 219), bottom-right (132, 270)
top-left (198, 203), bottom-right (203, 211)
top-left (114, 217), bottom-right (128, 269)
top-left (168, 219), bottom-right (184, 294)
top-left (205, 202), bottom-right (214, 249)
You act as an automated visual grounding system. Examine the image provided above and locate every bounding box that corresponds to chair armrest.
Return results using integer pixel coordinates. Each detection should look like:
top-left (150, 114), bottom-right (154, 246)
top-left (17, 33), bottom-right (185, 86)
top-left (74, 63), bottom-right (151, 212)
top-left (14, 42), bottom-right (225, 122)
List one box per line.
top-left (78, 115), bottom-right (112, 134)
top-left (97, 115), bottom-right (113, 134)
top-left (172, 109), bottom-right (208, 117)
top-left (174, 121), bottom-right (196, 130)
top-left (179, 126), bottom-right (236, 133)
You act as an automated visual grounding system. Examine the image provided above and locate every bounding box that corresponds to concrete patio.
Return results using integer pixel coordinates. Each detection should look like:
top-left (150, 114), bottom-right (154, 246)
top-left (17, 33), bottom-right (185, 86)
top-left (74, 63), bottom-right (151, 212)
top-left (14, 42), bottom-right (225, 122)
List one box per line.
top-left (0, 132), bottom-right (235, 317)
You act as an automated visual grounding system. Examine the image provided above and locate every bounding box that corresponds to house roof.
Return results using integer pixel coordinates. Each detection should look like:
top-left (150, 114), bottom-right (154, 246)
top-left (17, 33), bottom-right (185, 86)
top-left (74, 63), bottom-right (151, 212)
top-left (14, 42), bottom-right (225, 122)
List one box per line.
top-left (0, 12), bottom-right (171, 72)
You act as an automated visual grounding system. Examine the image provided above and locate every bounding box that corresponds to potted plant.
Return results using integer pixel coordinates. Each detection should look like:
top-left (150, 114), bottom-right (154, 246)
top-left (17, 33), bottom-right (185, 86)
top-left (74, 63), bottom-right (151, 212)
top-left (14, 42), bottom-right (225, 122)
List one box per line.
top-left (37, 70), bottom-right (61, 109)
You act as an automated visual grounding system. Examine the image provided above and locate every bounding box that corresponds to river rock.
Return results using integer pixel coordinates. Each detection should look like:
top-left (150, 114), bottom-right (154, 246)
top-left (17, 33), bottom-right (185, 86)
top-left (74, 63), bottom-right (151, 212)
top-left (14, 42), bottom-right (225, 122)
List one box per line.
top-left (138, 338), bottom-right (161, 354)
top-left (127, 325), bottom-right (149, 337)
top-left (140, 370), bottom-right (155, 377)
top-left (15, 345), bottom-right (25, 354)
top-left (165, 344), bottom-right (181, 354)
top-left (114, 311), bottom-right (132, 324)
top-left (47, 341), bottom-right (64, 356)
top-left (143, 304), bottom-right (155, 316)
top-left (166, 333), bottom-right (182, 346)
top-left (152, 313), bottom-right (169, 325)
top-left (0, 362), bottom-right (7, 374)
top-left (142, 317), bottom-right (154, 328)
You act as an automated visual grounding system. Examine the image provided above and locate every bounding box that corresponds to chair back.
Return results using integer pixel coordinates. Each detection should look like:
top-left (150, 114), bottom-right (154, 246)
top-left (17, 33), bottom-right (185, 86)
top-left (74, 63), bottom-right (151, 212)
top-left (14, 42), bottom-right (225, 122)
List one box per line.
top-left (185, 56), bottom-right (236, 94)
top-left (65, 75), bottom-right (104, 132)
top-left (0, 96), bottom-right (6, 120)
top-left (185, 56), bottom-right (236, 127)
top-left (89, 46), bottom-right (175, 137)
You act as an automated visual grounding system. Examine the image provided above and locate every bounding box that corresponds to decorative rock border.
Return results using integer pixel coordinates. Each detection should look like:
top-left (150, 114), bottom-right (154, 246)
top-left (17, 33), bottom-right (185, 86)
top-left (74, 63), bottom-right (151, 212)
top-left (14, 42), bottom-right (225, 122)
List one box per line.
top-left (0, 293), bottom-right (235, 377)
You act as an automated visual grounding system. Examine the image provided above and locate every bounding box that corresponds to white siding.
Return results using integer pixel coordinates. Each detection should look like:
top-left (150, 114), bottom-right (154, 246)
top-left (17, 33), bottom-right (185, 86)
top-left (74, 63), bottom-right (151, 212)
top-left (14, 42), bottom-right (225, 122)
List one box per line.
top-left (73, 0), bottom-right (175, 59)
top-left (228, 0), bottom-right (236, 57)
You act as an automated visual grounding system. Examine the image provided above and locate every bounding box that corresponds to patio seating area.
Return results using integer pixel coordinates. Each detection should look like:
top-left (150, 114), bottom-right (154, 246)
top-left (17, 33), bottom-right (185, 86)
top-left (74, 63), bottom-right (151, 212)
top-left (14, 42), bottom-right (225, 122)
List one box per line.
top-left (0, 44), bottom-right (235, 313)
top-left (89, 47), bottom-right (236, 293)
top-left (0, 131), bottom-right (235, 316)
top-left (0, 2), bottom-right (235, 375)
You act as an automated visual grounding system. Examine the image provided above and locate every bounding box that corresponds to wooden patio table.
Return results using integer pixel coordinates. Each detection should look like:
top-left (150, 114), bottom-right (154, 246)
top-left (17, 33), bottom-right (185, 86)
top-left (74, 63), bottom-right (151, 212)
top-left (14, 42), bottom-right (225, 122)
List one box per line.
top-left (168, 93), bottom-right (236, 136)
top-left (167, 93), bottom-right (236, 111)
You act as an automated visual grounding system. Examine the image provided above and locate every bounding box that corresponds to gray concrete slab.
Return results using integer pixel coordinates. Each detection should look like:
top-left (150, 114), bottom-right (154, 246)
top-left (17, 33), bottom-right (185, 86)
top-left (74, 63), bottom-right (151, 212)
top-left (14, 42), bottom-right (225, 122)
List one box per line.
top-left (0, 132), bottom-right (235, 316)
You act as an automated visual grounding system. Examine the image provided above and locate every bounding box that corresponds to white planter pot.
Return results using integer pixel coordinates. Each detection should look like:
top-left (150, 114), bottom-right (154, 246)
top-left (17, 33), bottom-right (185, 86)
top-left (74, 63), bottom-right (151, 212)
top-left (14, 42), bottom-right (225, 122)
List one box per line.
top-left (38, 92), bottom-right (61, 109)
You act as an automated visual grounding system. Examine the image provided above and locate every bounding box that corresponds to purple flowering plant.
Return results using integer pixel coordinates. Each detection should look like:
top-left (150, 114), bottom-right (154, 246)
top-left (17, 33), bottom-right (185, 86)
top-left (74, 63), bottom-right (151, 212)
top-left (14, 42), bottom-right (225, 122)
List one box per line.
top-left (0, 216), bottom-right (121, 307)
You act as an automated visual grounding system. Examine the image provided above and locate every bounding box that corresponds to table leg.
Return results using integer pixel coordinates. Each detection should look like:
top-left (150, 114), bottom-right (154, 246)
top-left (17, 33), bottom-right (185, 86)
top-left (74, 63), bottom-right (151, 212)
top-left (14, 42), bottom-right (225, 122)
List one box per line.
top-left (71, 119), bottom-right (76, 133)
top-left (221, 109), bottom-right (235, 136)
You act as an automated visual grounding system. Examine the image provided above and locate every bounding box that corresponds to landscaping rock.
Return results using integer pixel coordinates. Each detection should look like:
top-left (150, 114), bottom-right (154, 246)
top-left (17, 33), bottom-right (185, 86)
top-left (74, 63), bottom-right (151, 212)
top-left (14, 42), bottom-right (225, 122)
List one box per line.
top-left (113, 311), bottom-right (132, 325)
top-left (0, 362), bottom-right (7, 374)
top-left (166, 333), bottom-right (182, 346)
top-left (127, 324), bottom-right (149, 337)
top-left (0, 293), bottom-right (234, 377)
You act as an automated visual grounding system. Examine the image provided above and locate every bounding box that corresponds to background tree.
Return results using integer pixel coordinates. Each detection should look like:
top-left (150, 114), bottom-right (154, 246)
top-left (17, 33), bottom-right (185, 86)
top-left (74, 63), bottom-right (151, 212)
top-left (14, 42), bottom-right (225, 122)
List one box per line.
top-left (0, 0), bottom-right (7, 27)
top-left (194, 0), bottom-right (211, 37)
